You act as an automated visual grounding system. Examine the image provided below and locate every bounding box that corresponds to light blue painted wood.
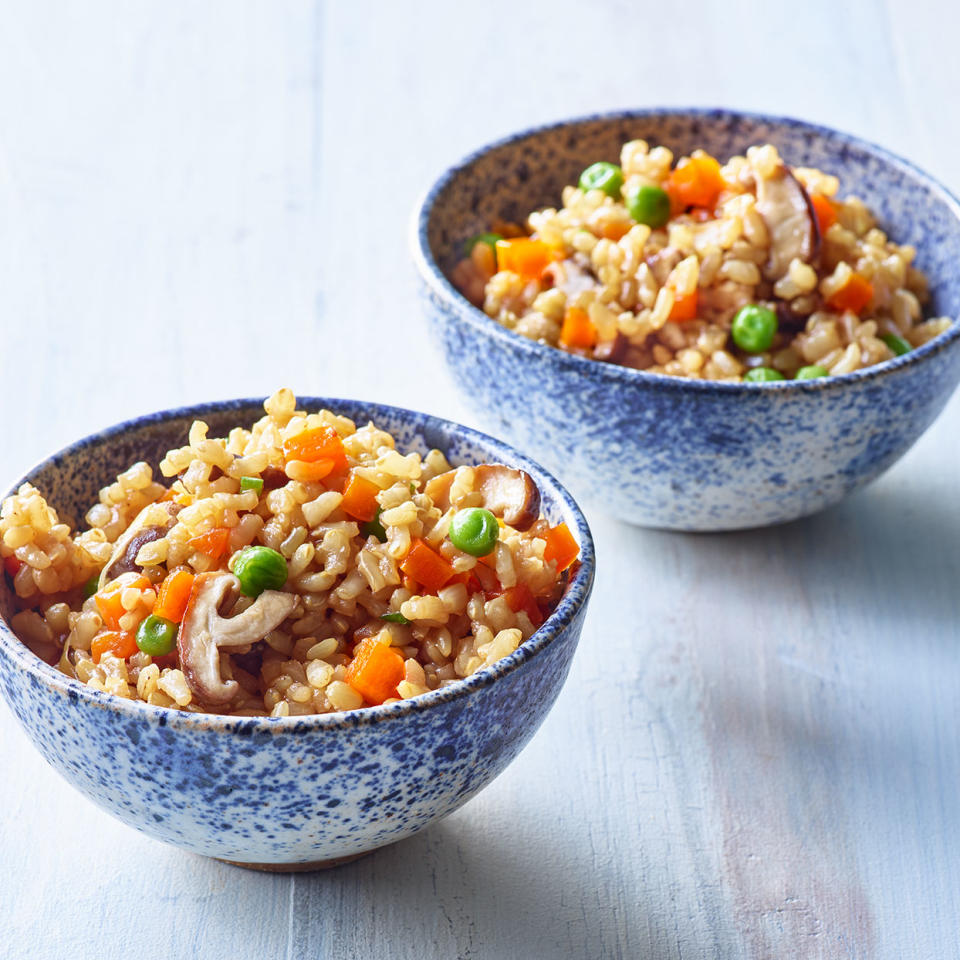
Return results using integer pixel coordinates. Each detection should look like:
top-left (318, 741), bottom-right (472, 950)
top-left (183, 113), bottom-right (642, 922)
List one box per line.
top-left (0, 1), bottom-right (957, 957)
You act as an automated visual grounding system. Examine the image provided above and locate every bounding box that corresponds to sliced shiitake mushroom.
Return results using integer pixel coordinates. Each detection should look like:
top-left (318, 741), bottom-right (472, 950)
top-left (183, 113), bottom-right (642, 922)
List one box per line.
top-left (593, 331), bottom-right (628, 364)
top-left (425, 464), bottom-right (541, 532)
top-left (177, 571), bottom-right (297, 706)
top-left (99, 500), bottom-right (182, 589)
top-left (754, 163), bottom-right (820, 281)
top-left (775, 300), bottom-right (808, 334)
top-left (258, 466), bottom-right (290, 491)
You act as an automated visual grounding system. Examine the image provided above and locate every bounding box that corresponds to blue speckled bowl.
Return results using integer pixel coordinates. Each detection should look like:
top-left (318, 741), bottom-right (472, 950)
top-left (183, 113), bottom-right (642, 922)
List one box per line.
top-left (0, 399), bottom-right (594, 869)
top-left (412, 108), bottom-right (960, 530)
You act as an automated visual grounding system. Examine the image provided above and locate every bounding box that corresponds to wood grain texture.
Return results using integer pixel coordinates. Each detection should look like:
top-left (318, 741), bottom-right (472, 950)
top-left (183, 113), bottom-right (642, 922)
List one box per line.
top-left (0, 1), bottom-right (957, 957)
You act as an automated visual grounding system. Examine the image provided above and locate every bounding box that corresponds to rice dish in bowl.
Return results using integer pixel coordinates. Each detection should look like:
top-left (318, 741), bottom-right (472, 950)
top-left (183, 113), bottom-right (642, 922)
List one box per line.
top-left (2, 389), bottom-right (581, 718)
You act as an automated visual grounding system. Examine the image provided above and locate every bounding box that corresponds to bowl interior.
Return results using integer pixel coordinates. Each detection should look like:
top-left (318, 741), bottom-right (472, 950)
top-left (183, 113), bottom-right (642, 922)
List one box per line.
top-left (424, 109), bottom-right (960, 322)
top-left (0, 398), bottom-right (594, 668)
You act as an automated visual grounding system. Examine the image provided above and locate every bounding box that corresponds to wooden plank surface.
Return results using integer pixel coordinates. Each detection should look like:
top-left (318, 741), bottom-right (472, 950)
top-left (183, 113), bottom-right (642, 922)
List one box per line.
top-left (0, 2), bottom-right (957, 957)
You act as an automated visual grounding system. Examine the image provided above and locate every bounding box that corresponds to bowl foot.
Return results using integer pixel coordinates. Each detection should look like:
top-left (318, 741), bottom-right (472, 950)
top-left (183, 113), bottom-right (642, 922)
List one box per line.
top-left (216, 851), bottom-right (371, 872)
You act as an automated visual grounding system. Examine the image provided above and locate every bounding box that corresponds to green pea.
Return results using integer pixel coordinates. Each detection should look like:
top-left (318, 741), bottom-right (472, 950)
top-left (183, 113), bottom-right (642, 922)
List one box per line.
top-left (361, 507), bottom-right (387, 543)
top-left (795, 365), bottom-right (829, 380)
top-left (83, 574), bottom-right (100, 598)
top-left (625, 184), bottom-right (671, 228)
top-left (240, 475), bottom-right (264, 494)
top-left (578, 162), bottom-right (624, 198)
top-left (881, 333), bottom-right (912, 356)
top-left (743, 367), bottom-right (785, 383)
top-left (449, 507), bottom-right (500, 557)
top-left (731, 304), bottom-right (778, 354)
top-left (380, 612), bottom-right (411, 625)
top-left (463, 232), bottom-right (503, 261)
top-left (233, 545), bottom-right (288, 597)
top-left (136, 614), bottom-right (177, 657)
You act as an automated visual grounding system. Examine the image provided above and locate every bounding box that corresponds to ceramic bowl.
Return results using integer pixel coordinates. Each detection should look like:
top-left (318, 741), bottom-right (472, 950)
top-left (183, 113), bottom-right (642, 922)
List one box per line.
top-left (0, 399), bottom-right (594, 869)
top-left (412, 108), bottom-right (960, 530)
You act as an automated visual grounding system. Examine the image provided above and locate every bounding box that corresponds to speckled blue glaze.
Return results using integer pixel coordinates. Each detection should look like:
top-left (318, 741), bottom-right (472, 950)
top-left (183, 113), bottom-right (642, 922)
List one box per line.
top-left (0, 399), bottom-right (594, 867)
top-left (412, 108), bottom-right (960, 529)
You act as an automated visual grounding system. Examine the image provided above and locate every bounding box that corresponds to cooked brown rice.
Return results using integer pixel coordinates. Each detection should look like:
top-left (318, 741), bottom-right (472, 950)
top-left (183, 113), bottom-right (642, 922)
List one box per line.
top-left (451, 142), bottom-right (951, 381)
top-left (1, 390), bottom-right (578, 716)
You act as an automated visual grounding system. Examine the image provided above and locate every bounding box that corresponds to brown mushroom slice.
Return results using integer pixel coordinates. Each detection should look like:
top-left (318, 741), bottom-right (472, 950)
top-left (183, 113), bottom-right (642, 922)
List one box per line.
top-left (775, 300), bottom-right (807, 334)
top-left (258, 466), bottom-right (290, 491)
top-left (593, 331), bottom-right (628, 365)
top-left (99, 500), bottom-right (181, 589)
top-left (178, 572), bottom-right (297, 706)
top-left (425, 464), bottom-right (541, 532)
top-left (754, 164), bottom-right (820, 281)
top-left (475, 465), bottom-right (541, 530)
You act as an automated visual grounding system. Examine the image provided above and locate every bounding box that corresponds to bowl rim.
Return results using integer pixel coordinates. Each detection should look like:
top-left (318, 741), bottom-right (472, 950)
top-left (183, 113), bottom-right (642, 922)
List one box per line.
top-left (411, 105), bottom-right (960, 393)
top-left (0, 396), bottom-right (596, 733)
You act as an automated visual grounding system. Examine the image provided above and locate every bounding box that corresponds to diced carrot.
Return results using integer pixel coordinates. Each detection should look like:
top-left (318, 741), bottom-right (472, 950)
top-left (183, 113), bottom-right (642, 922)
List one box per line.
top-left (543, 522), bottom-right (579, 572)
top-left (340, 474), bottom-right (381, 523)
top-left (501, 583), bottom-right (544, 627)
top-left (449, 570), bottom-right (483, 593)
top-left (153, 569), bottom-right (195, 624)
top-left (95, 587), bottom-right (124, 630)
top-left (3, 555), bottom-right (21, 577)
top-left (810, 193), bottom-right (837, 234)
top-left (470, 561), bottom-right (500, 594)
top-left (666, 154), bottom-right (725, 212)
top-left (400, 539), bottom-right (456, 594)
top-left (494, 238), bottom-right (553, 280)
top-left (282, 426), bottom-right (348, 470)
top-left (95, 575), bottom-right (150, 629)
top-left (601, 221), bottom-right (631, 241)
top-left (559, 307), bottom-right (598, 350)
top-left (188, 527), bottom-right (232, 561)
top-left (91, 630), bottom-right (139, 664)
top-left (690, 207), bottom-right (714, 223)
top-left (827, 273), bottom-right (874, 314)
top-left (159, 484), bottom-right (192, 505)
top-left (288, 459), bottom-right (338, 483)
top-left (345, 636), bottom-right (405, 705)
top-left (668, 289), bottom-right (699, 322)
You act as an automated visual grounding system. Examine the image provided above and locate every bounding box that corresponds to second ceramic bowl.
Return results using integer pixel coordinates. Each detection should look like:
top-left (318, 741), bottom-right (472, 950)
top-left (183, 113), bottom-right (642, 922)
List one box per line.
top-left (413, 108), bottom-right (960, 530)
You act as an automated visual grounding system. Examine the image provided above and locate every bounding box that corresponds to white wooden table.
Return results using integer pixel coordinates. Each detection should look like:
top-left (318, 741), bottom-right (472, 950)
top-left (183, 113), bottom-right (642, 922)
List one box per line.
top-left (1, 2), bottom-right (957, 957)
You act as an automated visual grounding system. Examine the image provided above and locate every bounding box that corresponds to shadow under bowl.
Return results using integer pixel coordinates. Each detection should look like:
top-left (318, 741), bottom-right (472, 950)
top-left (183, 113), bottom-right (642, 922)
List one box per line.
top-left (0, 398), bottom-right (595, 868)
top-left (413, 108), bottom-right (960, 530)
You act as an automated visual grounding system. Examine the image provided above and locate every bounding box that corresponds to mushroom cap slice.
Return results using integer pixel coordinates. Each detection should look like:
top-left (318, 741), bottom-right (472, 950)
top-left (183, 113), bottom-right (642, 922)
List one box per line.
top-left (99, 500), bottom-right (181, 589)
top-left (754, 163), bottom-right (821, 281)
top-left (178, 571), bottom-right (297, 706)
top-left (425, 464), bottom-right (541, 532)
top-left (593, 331), bottom-right (628, 365)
